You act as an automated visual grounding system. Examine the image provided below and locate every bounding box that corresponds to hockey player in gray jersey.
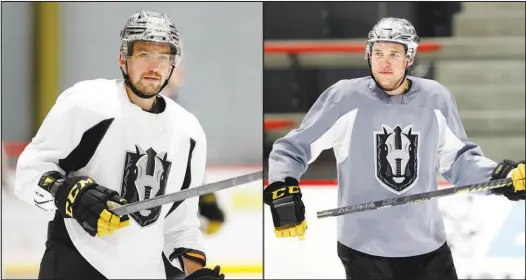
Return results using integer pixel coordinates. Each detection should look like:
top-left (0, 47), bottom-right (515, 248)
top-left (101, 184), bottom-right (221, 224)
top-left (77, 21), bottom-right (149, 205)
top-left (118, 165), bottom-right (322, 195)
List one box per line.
top-left (263, 17), bottom-right (526, 280)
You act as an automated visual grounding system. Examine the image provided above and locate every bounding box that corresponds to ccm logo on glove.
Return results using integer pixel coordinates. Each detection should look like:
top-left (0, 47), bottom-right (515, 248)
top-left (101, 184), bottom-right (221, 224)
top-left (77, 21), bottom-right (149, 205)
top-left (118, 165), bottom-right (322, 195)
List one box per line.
top-left (271, 185), bottom-right (300, 200)
top-left (65, 178), bottom-right (94, 217)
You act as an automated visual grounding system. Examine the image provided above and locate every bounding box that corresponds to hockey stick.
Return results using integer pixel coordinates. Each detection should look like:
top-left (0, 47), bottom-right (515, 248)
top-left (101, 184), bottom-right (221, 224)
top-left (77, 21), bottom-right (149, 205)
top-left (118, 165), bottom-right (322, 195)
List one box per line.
top-left (111, 170), bottom-right (263, 216)
top-left (316, 177), bottom-right (512, 219)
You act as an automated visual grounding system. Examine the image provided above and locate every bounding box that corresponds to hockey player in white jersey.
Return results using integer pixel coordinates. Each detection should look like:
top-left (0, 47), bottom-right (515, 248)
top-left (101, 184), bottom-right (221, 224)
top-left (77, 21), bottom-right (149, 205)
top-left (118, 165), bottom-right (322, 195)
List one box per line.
top-left (263, 17), bottom-right (525, 280)
top-left (15, 11), bottom-right (224, 280)
top-left (163, 63), bottom-right (226, 237)
top-left (161, 60), bottom-right (226, 280)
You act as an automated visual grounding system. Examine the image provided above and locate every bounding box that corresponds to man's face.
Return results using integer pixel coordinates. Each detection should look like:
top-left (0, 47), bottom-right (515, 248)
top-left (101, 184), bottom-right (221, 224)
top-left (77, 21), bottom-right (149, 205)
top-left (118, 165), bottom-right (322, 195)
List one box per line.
top-left (120, 41), bottom-right (173, 96)
top-left (370, 42), bottom-right (413, 91)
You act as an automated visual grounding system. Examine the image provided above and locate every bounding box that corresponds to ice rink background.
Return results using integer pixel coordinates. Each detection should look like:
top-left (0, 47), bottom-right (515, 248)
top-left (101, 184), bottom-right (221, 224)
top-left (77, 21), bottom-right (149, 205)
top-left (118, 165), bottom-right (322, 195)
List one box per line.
top-left (3, 170), bottom-right (525, 279)
top-left (264, 185), bottom-right (525, 279)
top-left (1, 166), bottom-right (263, 279)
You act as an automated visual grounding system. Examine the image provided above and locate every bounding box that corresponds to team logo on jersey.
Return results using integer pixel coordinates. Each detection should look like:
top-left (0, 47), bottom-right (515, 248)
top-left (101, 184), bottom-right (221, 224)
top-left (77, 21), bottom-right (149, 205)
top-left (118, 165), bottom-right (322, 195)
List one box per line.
top-left (374, 124), bottom-right (419, 194)
top-left (121, 145), bottom-right (171, 227)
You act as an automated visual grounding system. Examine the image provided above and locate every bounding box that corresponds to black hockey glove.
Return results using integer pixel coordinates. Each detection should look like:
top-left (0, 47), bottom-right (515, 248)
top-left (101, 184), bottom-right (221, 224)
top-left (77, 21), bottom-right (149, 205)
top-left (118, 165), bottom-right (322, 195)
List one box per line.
top-left (199, 193), bottom-right (225, 235)
top-left (263, 177), bottom-right (307, 240)
top-left (490, 160), bottom-right (526, 201)
top-left (38, 171), bottom-right (130, 237)
top-left (169, 247), bottom-right (207, 274)
top-left (185, 265), bottom-right (224, 280)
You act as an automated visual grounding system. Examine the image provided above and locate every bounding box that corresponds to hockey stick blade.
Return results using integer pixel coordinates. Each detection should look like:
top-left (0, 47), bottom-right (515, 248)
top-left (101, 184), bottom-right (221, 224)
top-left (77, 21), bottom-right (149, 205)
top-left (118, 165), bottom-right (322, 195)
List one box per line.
top-left (111, 170), bottom-right (263, 216)
top-left (317, 177), bottom-right (512, 219)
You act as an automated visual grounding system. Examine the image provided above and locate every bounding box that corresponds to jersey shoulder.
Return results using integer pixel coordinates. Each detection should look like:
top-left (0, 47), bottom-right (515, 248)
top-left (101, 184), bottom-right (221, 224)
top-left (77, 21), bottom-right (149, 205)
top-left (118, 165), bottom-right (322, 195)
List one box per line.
top-left (163, 97), bottom-right (206, 141)
top-left (410, 76), bottom-right (456, 109)
top-left (412, 76), bottom-right (452, 99)
top-left (56, 79), bottom-right (121, 117)
top-left (321, 77), bottom-right (367, 104)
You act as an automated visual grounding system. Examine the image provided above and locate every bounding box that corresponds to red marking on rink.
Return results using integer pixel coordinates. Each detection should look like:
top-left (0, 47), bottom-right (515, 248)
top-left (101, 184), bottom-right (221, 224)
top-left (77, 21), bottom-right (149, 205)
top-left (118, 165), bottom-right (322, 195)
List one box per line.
top-left (2, 142), bottom-right (28, 157)
top-left (264, 42), bottom-right (442, 54)
top-left (264, 120), bottom-right (296, 131)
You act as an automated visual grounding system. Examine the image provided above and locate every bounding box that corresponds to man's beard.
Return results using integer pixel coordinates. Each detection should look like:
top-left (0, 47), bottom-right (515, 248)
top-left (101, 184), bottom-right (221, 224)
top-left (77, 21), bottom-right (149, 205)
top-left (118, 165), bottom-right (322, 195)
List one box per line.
top-left (134, 78), bottom-right (162, 96)
top-left (375, 74), bottom-right (404, 92)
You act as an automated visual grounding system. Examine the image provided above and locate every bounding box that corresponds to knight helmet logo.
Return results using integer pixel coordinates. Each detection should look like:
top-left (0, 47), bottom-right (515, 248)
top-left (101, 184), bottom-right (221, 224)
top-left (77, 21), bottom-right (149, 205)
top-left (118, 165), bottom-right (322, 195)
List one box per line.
top-left (121, 145), bottom-right (172, 227)
top-left (374, 124), bottom-right (419, 194)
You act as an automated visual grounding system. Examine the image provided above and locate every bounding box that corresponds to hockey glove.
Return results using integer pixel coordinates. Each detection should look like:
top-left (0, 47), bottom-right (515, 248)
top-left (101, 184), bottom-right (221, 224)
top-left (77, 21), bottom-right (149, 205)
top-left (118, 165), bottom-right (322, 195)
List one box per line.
top-left (169, 247), bottom-right (207, 274)
top-left (184, 265), bottom-right (224, 280)
top-left (490, 160), bottom-right (526, 201)
top-left (198, 193), bottom-right (225, 235)
top-left (263, 177), bottom-right (307, 240)
top-left (38, 172), bottom-right (130, 237)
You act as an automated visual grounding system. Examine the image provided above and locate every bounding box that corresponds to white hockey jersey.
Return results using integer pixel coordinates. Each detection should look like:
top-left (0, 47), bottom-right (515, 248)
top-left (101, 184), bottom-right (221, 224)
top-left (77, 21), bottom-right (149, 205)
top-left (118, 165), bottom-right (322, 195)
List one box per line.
top-left (15, 79), bottom-right (206, 278)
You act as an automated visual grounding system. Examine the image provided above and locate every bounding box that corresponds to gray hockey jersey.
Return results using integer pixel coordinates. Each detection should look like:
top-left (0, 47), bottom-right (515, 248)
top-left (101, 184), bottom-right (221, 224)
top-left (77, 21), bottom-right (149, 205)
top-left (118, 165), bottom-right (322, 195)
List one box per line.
top-left (268, 76), bottom-right (498, 257)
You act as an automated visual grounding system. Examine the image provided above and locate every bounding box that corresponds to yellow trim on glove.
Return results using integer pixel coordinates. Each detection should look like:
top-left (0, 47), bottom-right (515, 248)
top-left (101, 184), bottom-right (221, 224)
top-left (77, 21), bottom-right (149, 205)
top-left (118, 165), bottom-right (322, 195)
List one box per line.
top-left (511, 163), bottom-right (525, 192)
top-left (96, 200), bottom-right (130, 237)
top-left (274, 220), bottom-right (307, 241)
top-left (205, 221), bottom-right (223, 235)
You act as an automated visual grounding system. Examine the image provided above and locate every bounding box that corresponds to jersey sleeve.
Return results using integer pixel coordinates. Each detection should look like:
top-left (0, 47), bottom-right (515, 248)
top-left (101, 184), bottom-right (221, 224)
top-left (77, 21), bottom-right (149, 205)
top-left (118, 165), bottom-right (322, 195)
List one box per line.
top-left (163, 120), bottom-right (207, 271)
top-left (268, 81), bottom-right (352, 184)
top-left (14, 87), bottom-right (91, 211)
top-left (434, 89), bottom-right (497, 191)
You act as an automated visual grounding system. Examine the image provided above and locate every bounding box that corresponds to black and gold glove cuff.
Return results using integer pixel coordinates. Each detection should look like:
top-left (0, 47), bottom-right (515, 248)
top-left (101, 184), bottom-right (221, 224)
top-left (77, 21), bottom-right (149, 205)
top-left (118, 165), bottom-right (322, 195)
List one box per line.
top-left (169, 248), bottom-right (207, 271)
top-left (38, 171), bottom-right (66, 197)
top-left (264, 177), bottom-right (305, 228)
top-left (492, 160), bottom-right (517, 180)
top-left (53, 176), bottom-right (97, 219)
top-left (263, 177), bottom-right (302, 206)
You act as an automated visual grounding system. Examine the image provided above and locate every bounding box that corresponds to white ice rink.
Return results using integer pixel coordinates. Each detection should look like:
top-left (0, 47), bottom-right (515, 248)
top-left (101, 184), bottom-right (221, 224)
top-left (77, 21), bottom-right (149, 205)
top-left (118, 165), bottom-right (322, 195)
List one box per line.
top-left (264, 186), bottom-right (526, 279)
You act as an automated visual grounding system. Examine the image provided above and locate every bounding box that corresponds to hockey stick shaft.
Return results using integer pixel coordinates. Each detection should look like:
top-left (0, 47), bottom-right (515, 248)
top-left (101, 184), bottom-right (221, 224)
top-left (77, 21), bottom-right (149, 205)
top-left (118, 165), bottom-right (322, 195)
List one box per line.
top-left (316, 178), bottom-right (512, 219)
top-left (111, 170), bottom-right (263, 216)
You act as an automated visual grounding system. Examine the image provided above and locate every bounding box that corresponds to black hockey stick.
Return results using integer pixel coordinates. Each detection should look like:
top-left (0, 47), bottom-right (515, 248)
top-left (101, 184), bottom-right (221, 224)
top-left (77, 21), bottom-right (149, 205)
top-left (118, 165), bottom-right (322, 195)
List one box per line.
top-left (111, 171), bottom-right (263, 216)
top-left (316, 178), bottom-right (512, 219)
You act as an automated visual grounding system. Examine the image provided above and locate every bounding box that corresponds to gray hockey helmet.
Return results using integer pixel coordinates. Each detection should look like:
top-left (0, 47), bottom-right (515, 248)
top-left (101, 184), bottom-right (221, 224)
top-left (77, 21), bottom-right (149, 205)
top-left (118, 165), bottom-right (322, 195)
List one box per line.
top-left (365, 17), bottom-right (420, 60)
top-left (120, 11), bottom-right (182, 68)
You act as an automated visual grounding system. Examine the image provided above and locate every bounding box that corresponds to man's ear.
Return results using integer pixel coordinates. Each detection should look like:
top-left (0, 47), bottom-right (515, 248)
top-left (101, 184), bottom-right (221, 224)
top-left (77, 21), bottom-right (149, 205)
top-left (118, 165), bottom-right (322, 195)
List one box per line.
top-left (407, 56), bottom-right (415, 68)
top-left (119, 53), bottom-right (127, 72)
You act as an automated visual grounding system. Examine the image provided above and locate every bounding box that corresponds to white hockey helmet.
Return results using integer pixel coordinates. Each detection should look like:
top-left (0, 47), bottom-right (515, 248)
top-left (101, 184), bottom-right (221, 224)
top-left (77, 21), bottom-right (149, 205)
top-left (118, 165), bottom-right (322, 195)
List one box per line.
top-left (120, 11), bottom-right (182, 68)
top-left (365, 17), bottom-right (420, 60)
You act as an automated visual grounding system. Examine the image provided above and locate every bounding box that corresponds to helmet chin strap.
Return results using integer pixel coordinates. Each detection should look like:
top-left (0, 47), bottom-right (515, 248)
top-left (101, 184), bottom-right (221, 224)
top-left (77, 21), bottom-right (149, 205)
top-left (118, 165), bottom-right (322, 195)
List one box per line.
top-left (120, 60), bottom-right (175, 99)
top-left (368, 57), bottom-right (409, 93)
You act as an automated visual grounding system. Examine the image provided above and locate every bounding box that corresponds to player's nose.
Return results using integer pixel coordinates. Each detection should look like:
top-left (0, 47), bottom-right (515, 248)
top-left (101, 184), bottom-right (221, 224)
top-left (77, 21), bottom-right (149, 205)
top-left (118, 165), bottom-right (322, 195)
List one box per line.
top-left (147, 60), bottom-right (161, 72)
